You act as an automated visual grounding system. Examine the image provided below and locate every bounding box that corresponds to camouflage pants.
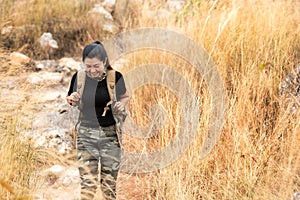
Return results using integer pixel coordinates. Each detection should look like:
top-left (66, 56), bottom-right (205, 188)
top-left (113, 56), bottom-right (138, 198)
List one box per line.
top-left (77, 125), bottom-right (121, 200)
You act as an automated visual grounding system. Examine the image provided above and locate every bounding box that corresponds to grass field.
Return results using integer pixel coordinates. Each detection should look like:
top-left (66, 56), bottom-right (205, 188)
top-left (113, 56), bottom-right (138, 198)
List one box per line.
top-left (0, 0), bottom-right (299, 199)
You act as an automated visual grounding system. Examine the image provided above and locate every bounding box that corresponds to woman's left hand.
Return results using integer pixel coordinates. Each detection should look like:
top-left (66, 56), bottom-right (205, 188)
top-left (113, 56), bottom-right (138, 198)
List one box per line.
top-left (113, 101), bottom-right (125, 113)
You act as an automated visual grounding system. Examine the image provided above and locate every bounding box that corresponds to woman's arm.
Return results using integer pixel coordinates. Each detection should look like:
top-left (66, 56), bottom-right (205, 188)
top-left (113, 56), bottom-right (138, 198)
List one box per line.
top-left (114, 91), bottom-right (130, 112)
top-left (66, 92), bottom-right (80, 106)
top-left (66, 72), bottom-right (79, 106)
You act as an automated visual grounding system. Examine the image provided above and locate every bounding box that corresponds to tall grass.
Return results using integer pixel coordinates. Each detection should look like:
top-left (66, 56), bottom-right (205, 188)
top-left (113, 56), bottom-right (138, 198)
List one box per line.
top-left (118, 0), bottom-right (300, 199)
top-left (0, 114), bottom-right (39, 199)
top-left (0, 0), bottom-right (100, 59)
top-left (0, 0), bottom-right (299, 199)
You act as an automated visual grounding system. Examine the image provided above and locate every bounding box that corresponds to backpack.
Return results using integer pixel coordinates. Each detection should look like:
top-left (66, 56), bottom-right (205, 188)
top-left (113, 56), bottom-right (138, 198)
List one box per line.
top-left (76, 69), bottom-right (125, 144)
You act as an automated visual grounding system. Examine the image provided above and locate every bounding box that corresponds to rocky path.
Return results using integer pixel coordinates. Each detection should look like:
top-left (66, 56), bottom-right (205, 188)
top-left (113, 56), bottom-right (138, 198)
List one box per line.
top-left (0, 69), bottom-right (78, 199)
top-left (0, 55), bottom-right (151, 200)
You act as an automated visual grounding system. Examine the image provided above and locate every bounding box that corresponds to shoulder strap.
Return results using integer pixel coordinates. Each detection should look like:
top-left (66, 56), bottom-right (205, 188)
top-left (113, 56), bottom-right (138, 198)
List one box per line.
top-left (77, 70), bottom-right (86, 110)
top-left (106, 69), bottom-right (116, 101)
top-left (75, 70), bottom-right (86, 130)
top-left (102, 69), bottom-right (116, 117)
top-left (106, 69), bottom-right (123, 145)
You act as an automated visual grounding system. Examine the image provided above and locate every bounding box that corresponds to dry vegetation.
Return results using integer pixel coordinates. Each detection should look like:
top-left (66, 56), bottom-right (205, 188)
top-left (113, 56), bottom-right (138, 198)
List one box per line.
top-left (0, 0), bottom-right (299, 199)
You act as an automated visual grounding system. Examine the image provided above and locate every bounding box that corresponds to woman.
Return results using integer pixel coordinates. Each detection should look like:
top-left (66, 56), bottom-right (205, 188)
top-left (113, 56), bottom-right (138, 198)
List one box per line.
top-left (66, 41), bottom-right (130, 200)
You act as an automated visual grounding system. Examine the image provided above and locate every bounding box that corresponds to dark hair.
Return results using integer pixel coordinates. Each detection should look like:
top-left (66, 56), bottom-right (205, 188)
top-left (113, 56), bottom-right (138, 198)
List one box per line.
top-left (82, 41), bottom-right (112, 69)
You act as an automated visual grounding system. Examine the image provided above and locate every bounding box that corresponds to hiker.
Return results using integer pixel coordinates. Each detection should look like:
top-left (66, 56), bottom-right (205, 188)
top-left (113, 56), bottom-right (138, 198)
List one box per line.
top-left (66, 41), bottom-right (130, 200)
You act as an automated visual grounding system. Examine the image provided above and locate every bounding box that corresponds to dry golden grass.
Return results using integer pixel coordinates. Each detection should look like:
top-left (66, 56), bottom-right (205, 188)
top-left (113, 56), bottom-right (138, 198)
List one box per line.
top-left (117, 0), bottom-right (300, 199)
top-left (0, 114), bottom-right (38, 199)
top-left (0, 0), bottom-right (299, 199)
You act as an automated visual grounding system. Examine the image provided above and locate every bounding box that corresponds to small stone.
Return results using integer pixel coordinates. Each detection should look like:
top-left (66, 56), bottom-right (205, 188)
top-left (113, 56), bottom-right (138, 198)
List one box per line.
top-left (47, 165), bottom-right (65, 174)
top-left (26, 71), bottom-right (64, 85)
top-left (292, 192), bottom-right (300, 200)
top-left (10, 52), bottom-right (31, 65)
top-left (58, 57), bottom-right (81, 72)
top-left (167, 0), bottom-right (186, 12)
top-left (1, 25), bottom-right (13, 35)
top-left (102, 0), bottom-right (116, 13)
top-left (89, 4), bottom-right (113, 20)
top-left (103, 20), bottom-right (119, 34)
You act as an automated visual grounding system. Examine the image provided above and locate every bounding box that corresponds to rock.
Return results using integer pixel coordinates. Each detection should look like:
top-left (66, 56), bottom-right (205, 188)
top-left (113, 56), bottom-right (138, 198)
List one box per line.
top-left (47, 165), bottom-right (65, 174)
top-left (89, 3), bottom-right (113, 21)
top-left (59, 168), bottom-right (81, 186)
top-left (21, 104), bottom-right (78, 154)
top-left (34, 133), bottom-right (47, 147)
top-left (103, 20), bottom-right (119, 34)
top-left (40, 32), bottom-right (59, 49)
top-left (88, 3), bottom-right (120, 34)
top-left (113, 0), bottom-right (128, 24)
top-left (9, 52), bottom-right (31, 65)
top-left (1, 25), bottom-right (13, 35)
top-left (58, 57), bottom-right (81, 73)
top-left (41, 165), bottom-right (80, 187)
top-left (292, 192), bottom-right (300, 200)
top-left (29, 103), bottom-right (78, 131)
top-left (102, 0), bottom-right (116, 13)
top-left (167, 0), bottom-right (186, 12)
top-left (33, 91), bottom-right (63, 102)
top-left (37, 165), bottom-right (81, 199)
top-left (39, 32), bottom-right (59, 59)
top-left (26, 71), bottom-right (64, 85)
top-left (112, 58), bottom-right (130, 70)
top-left (279, 65), bottom-right (300, 114)
top-left (34, 60), bottom-right (58, 71)
top-left (25, 128), bottom-right (74, 154)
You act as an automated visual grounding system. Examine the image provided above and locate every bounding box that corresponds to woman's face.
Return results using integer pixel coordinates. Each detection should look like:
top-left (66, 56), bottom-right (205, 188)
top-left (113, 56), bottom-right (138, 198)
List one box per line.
top-left (84, 57), bottom-right (106, 78)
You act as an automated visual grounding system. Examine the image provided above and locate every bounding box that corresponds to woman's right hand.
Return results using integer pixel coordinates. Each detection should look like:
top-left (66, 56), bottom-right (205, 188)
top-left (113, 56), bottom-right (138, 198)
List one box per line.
top-left (66, 92), bottom-right (80, 106)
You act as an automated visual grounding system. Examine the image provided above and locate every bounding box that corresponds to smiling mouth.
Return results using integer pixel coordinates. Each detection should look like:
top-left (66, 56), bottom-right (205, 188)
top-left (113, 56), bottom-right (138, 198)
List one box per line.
top-left (86, 72), bottom-right (100, 78)
top-left (90, 73), bottom-right (100, 77)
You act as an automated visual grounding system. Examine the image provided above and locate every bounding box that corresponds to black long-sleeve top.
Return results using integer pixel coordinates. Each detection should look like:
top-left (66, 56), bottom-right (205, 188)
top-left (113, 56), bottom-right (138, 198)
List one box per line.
top-left (68, 71), bottom-right (127, 127)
